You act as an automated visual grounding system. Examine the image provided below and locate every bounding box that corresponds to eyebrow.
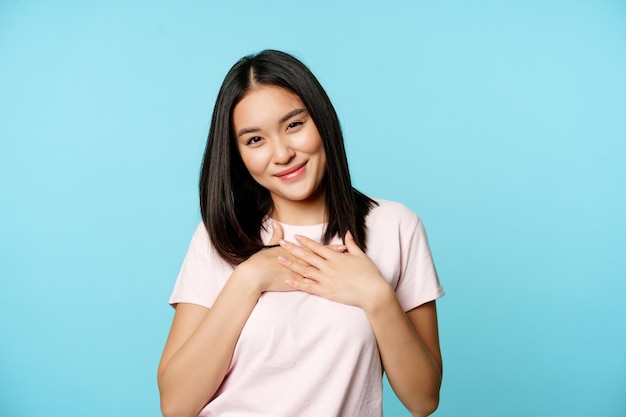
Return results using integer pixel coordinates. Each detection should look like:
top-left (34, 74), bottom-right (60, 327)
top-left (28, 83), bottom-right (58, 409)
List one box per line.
top-left (237, 108), bottom-right (307, 138)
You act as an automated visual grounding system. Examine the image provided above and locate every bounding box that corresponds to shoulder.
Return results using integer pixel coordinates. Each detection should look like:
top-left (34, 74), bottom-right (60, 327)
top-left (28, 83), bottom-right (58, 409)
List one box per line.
top-left (169, 221), bottom-right (234, 308)
top-left (366, 197), bottom-right (421, 229)
top-left (189, 221), bottom-right (212, 251)
top-left (185, 221), bottom-right (229, 267)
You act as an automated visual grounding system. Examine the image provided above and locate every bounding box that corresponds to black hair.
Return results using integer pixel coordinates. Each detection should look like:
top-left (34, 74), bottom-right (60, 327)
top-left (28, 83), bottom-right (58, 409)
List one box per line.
top-left (199, 49), bottom-right (377, 265)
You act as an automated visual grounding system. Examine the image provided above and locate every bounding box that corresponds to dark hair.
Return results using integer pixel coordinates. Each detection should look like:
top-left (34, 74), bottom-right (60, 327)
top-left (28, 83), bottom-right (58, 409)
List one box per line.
top-left (199, 49), bottom-right (377, 265)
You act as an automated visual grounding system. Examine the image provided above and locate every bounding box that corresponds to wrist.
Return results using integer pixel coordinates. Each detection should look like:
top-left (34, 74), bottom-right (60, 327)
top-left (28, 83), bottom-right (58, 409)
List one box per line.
top-left (361, 280), bottom-right (396, 315)
top-left (231, 262), bottom-right (264, 298)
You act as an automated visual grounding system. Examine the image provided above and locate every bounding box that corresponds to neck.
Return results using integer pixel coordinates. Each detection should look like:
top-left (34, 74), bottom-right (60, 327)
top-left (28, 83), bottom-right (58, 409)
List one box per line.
top-left (271, 194), bottom-right (326, 225)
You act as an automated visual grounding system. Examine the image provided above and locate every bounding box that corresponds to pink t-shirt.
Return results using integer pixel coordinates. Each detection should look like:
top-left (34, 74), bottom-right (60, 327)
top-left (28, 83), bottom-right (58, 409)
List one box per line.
top-left (169, 199), bottom-right (444, 416)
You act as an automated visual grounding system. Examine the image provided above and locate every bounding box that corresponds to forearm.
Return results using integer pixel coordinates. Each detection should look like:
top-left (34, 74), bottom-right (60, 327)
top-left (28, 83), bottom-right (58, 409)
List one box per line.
top-left (158, 271), bottom-right (260, 417)
top-left (364, 287), bottom-right (442, 417)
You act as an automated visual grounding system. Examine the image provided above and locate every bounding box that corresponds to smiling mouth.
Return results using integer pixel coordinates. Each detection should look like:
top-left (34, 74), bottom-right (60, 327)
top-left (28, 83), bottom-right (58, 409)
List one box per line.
top-left (275, 162), bottom-right (307, 180)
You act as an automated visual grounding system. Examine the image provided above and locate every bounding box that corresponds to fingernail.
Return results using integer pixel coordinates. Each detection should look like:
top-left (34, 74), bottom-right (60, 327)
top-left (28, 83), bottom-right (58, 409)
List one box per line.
top-left (278, 256), bottom-right (287, 263)
top-left (272, 220), bottom-right (278, 229)
top-left (294, 234), bottom-right (302, 241)
top-left (346, 230), bottom-right (353, 240)
top-left (279, 239), bottom-right (287, 246)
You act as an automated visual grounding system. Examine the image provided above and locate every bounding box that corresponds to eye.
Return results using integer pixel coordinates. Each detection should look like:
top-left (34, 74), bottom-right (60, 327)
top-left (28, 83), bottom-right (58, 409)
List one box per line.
top-left (246, 136), bottom-right (263, 145)
top-left (287, 121), bottom-right (303, 130)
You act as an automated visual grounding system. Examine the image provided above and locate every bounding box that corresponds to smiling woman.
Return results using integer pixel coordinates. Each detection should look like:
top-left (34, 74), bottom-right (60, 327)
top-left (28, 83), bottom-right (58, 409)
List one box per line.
top-left (157, 50), bottom-right (445, 417)
top-left (234, 85), bottom-right (327, 224)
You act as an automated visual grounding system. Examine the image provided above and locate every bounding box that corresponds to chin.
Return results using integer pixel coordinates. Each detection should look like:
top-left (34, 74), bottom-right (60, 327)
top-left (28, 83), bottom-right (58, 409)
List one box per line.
top-left (279, 187), bottom-right (322, 203)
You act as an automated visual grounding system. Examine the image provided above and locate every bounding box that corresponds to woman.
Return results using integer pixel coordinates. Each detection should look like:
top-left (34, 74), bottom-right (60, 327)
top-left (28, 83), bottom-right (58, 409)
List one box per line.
top-left (158, 50), bottom-right (444, 417)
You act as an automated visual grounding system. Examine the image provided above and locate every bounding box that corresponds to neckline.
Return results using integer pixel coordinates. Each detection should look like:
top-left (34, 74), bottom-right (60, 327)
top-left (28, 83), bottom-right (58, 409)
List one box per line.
top-left (265, 217), bottom-right (326, 229)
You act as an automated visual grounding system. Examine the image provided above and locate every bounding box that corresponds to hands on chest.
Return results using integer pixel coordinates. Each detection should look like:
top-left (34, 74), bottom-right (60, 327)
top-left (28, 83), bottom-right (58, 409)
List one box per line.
top-left (277, 228), bottom-right (389, 310)
top-left (238, 221), bottom-right (389, 309)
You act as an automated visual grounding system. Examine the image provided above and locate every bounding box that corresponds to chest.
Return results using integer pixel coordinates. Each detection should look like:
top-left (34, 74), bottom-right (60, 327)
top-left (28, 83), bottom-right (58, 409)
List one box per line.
top-left (232, 292), bottom-right (377, 370)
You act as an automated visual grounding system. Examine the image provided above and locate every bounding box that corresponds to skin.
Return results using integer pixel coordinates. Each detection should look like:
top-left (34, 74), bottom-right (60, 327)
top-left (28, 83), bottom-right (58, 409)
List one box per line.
top-left (158, 85), bottom-right (442, 417)
top-left (234, 85), bottom-right (327, 225)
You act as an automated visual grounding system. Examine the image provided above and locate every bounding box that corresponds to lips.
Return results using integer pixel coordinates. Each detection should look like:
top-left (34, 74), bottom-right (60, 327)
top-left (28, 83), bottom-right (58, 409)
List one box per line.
top-left (275, 162), bottom-right (307, 180)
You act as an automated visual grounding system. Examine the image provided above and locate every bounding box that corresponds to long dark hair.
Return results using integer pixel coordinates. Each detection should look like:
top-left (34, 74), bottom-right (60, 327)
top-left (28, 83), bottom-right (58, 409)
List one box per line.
top-left (200, 50), bottom-right (377, 265)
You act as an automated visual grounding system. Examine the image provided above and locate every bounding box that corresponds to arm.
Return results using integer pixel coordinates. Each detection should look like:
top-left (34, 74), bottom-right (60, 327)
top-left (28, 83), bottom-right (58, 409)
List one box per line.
top-left (158, 270), bottom-right (263, 417)
top-left (278, 232), bottom-right (442, 417)
top-left (158, 224), bottom-right (348, 417)
top-left (365, 296), bottom-right (442, 416)
top-left (157, 223), bottom-right (293, 417)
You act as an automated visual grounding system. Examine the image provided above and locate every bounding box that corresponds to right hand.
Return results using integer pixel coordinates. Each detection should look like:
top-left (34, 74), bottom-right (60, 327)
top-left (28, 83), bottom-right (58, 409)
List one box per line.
top-left (236, 221), bottom-right (346, 294)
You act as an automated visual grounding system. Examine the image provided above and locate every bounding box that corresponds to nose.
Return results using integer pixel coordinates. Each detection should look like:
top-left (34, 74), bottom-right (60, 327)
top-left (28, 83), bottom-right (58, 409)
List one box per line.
top-left (273, 136), bottom-right (296, 164)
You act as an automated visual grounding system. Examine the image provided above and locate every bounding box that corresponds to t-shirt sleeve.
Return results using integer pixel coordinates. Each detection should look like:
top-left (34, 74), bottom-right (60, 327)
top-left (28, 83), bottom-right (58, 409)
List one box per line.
top-left (169, 222), bottom-right (232, 309)
top-left (395, 211), bottom-right (444, 312)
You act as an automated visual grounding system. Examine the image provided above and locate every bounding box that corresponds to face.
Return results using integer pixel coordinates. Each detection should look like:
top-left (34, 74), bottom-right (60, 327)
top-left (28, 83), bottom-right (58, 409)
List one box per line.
top-left (232, 85), bottom-right (327, 216)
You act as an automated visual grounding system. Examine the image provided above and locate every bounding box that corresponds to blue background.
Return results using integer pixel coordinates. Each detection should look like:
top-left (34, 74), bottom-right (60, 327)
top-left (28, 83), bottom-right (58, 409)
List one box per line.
top-left (1, 1), bottom-right (625, 416)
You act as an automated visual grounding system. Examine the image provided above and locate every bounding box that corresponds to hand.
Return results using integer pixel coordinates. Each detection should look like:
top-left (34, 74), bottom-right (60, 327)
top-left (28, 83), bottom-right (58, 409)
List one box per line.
top-left (236, 221), bottom-right (348, 294)
top-left (277, 231), bottom-right (390, 309)
top-left (236, 221), bottom-right (298, 293)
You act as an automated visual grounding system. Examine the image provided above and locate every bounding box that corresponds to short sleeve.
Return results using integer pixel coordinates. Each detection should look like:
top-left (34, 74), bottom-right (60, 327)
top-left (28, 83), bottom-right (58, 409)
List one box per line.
top-left (394, 211), bottom-right (444, 312)
top-left (169, 222), bottom-right (234, 309)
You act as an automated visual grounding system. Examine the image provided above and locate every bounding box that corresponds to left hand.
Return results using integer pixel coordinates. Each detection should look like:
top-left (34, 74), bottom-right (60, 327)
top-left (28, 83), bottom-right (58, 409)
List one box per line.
top-left (278, 231), bottom-right (389, 309)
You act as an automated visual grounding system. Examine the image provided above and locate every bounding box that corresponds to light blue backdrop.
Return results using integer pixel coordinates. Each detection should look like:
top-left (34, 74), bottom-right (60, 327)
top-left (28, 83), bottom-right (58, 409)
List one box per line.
top-left (1, 1), bottom-right (625, 416)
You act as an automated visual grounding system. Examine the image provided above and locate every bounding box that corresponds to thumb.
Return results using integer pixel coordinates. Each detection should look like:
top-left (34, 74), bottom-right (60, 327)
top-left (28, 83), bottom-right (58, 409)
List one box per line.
top-left (268, 220), bottom-right (284, 246)
top-left (344, 230), bottom-right (363, 255)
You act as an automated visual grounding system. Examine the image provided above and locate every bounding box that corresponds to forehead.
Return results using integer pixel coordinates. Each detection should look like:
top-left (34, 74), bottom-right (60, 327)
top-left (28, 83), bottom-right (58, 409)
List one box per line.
top-left (233, 85), bottom-right (305, 128)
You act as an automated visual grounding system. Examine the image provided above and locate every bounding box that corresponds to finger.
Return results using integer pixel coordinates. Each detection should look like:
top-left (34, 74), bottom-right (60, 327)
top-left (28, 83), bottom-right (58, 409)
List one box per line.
top-left (279, 239), bottom-right (327, 269)
top-left (344, 230), bottom-right (364, 255)
top-left (293, 234), bottom-right (337, 259)
top-left (278, 255), bottom-right (321, 280)
top-left (285, 277), bottom-right (322, 295)
top-left (328, 244), bottom-right (348, 253)
top-left (267, 220), bottom-right (284, 246)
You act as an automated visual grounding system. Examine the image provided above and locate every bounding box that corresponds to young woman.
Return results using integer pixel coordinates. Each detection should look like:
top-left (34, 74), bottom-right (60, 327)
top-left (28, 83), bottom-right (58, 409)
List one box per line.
top-left (158, 50), bottom-right (444, 417)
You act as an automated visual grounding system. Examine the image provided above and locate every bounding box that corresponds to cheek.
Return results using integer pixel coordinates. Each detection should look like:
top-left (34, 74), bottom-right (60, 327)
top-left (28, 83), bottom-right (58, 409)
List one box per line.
top-left (304, 134), bottom-right (326, 172)
top-left (299, 131), bottom-right (325, 155)
top-left (239, 149), bottom-right (268, 176)
top-left (311, 137), bottom-right (326, 166)
top-left (318, 152), bottom-right (328, 179)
